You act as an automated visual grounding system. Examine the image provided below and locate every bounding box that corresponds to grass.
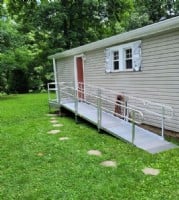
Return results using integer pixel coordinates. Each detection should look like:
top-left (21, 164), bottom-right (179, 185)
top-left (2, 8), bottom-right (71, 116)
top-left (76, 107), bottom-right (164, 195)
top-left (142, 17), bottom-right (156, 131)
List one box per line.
top-left (0, 93), bottom-right (178, 200)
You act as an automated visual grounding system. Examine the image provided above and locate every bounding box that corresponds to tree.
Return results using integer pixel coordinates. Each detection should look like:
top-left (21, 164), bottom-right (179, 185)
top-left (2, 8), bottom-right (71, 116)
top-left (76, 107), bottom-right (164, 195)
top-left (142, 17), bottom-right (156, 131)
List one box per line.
top-left (4, 0), bottom-right (134, 93)
top-left (133, 0), bottom-right (179, 23)
top-left (2, 1), bottom-right (54, 93)
top-left (0, 6), bottom-right (41, 93)
top-left (1, 0), bottom-right (178, 94)
top-left (165, 0), bottom-right (179, 17)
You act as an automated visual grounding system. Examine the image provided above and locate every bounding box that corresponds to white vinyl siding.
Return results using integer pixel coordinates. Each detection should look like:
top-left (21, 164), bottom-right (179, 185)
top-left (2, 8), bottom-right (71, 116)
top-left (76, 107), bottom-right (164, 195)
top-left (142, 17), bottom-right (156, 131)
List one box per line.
top-left (85, 30), bottom-right (179, 132)
top-left (56, 58), bottom-right (74, 83)
top-left (56, 29), bottom-right (179, 133)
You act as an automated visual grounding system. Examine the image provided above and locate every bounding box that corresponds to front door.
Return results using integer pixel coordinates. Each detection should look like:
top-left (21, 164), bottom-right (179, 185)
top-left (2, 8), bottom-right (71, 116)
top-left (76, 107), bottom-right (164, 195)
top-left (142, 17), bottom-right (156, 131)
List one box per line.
top-left (76, 56), bottom-right (84, 100)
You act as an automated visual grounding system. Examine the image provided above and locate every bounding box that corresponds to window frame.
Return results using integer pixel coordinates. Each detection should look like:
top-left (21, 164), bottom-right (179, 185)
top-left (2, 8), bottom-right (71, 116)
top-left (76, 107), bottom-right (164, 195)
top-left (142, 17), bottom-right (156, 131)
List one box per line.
top-left (123, 47), bottom-right (133, 71)
top-left (106, 40), bottom-right (141, 73)
top-left (111, 49), bottom-right (120, 72)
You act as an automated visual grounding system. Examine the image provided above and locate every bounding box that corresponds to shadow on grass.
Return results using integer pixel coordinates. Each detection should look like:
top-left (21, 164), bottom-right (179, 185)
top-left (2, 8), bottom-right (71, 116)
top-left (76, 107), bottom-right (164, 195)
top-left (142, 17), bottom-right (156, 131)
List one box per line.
top-left (0, 94), bottom-right (20, 101)
top-left (49, 106), bottom-right (129, 142)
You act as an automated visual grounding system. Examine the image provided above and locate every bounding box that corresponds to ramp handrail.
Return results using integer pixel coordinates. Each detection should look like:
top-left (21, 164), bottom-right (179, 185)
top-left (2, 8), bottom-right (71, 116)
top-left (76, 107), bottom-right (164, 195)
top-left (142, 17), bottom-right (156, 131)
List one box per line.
top-left (48, 82), bottom-right (58, 102)
top-left (48, 82), bottom-right (144, 143)
top-left (48, 82), bottom-right (174, 140)
top-left (77, 82), bottom-right (173, 119)
top-left (77, 82), bottom-right (173, 139)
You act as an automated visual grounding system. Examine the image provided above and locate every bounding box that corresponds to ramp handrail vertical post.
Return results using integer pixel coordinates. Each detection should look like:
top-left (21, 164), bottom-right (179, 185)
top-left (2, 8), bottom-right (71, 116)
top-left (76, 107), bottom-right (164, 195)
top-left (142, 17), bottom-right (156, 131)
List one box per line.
top-left (47, 83), bottom-right (51, 112)
top-left (97, 88), bottom-right (102, 132)
top-left (74, 87), bottom-right (78, 123)
top-left (131, 111), bottom-right (136, 144)
top-left (47, 83), bottom-right (50, 101)
top-left (161, 106), bottom-right (165, 140)
top-left (124, 98), bottom-right (128, 121)
top-left (55, 82), bottom-right (61, 115)
top-left (57, 82), bottom-right (61, 105)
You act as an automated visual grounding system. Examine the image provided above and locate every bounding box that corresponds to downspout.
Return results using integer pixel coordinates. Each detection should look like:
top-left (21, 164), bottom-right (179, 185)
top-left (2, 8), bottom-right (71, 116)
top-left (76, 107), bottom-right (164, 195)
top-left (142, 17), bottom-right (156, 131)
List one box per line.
top-left (52, 58), bottom-right (59, 103)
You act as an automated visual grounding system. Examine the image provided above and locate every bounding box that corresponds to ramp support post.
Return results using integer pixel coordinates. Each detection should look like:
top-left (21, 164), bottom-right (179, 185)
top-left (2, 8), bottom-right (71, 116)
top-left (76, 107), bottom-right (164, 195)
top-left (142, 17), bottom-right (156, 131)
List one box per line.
top-left (124, 98), bottom-right (129, 122)
top-left (57, 82), bottom-right (61, 115)
top-left (131, 111), bottom-right (136, 144)
top-left (75, 89), bottom-right (78, 123)
top-left (161, 107), bottom-right (165, 140)
top-left (57, 82), bottom-right (61, 104)
top-left (97, 89), bottom-right (102, 132)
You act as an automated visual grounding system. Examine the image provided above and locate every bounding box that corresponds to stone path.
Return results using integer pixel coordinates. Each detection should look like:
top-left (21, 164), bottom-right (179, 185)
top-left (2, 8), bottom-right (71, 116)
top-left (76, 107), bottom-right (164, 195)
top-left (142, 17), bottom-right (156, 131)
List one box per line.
top-left (59, 137), bottom-right (69, 141)
top-left (52, 124), bottom-right (63, 127)
top-left (46, 113), bottom-right (162, 173)
top-left (47, 114), bottom-right (65, 137)
top-left (142, 167), bottom-right (160, 175)
top-left (87, 150), bottom-right (117, 168)
top-left (37, 152), bottom-right (44, 156)
top-left (50, 120), bottom-right (58, 124)
top-left (100, 160), bottom-right (117, 168)
top-left (87, 150), bottom-right (102, 156)
top-left (48, 130), bottom-right (60, 134)
top-left (46, 114), bottom-right (57, 117)
top-left (50, 117), bottom-right (57, 120)
top-left (47, 113), bottom-right (118, 168)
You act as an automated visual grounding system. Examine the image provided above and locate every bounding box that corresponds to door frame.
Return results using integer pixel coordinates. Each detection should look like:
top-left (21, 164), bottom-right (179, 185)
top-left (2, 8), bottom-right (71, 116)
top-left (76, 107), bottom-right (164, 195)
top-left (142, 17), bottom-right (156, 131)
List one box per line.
top-left (74, 54), bottom-right (85, 88)
top-left (74, 54), bottom-right (85, 98)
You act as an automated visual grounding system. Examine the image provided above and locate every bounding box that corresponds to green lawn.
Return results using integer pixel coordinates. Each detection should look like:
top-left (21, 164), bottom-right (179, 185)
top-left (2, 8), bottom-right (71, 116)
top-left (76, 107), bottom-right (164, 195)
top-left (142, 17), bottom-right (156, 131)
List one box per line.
top-left (0, 93), bottom-right (178, 200)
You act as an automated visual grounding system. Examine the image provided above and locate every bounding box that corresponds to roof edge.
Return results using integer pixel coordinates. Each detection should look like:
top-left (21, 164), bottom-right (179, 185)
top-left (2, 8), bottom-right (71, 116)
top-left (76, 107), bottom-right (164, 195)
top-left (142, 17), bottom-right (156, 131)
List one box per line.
top-left (48, 16), bottom-right (179, 60)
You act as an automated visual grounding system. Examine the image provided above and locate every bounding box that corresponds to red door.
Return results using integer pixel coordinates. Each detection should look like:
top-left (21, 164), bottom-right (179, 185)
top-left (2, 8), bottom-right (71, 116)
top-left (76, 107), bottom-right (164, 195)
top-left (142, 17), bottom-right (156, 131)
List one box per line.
top-left (76, 57), bottom-right (84, 100)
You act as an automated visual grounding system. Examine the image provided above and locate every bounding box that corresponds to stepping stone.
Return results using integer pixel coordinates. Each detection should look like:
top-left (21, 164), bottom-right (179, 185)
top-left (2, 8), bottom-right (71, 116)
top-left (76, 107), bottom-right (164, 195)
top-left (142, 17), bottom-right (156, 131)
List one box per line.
top-left (52, 124), bottom-right (63, 127)
top-left (87, 150), bottom-right (102, 156)
top-left (37, 152), bottom-right (44, 156)
top-left (100, 160), bottom-right (117, 168)
top-left (142, 167), bottom-right (160, 176)
top-left (50, 117), bottom-right (57, 120)
top-left (50, 120), bottom-right (58, 124)
top-left (59, 137), bottom-right (69, 141)
top-left (48, 130), bottom-right (60, 134)
top-left (46, 114), bottom-right (57, 117)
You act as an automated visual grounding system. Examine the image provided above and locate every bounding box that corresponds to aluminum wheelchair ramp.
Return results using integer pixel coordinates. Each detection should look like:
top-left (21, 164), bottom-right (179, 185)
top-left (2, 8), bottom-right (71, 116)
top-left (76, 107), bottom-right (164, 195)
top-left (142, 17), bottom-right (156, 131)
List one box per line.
top-left (48, 82), bottom-right (178, 154)
top-left (61, 101), bottom-right (177, 154)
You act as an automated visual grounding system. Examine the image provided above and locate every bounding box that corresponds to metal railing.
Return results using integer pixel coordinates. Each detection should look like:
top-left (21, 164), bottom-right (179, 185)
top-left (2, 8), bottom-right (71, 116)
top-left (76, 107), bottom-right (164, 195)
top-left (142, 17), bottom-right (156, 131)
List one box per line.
top-left (47, 82), bottom-right (58, 103)
top-left (48, 82), bottom-right (173, 142)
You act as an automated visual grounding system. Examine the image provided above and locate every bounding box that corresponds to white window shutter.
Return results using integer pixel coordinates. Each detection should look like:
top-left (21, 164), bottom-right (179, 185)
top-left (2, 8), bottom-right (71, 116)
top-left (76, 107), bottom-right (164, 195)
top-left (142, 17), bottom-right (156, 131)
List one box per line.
top-left (105, 48), bottom-right (112, 73)
top-left (133, 41), bottom-right (142, 72)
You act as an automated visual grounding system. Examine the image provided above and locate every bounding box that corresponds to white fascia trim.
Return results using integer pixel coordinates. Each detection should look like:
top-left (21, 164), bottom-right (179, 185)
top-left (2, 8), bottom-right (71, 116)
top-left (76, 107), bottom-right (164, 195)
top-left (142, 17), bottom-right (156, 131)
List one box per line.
top-left (48, 16), bottom-right (179, 60)
top-left (53, 58), bottom-right (58, 83)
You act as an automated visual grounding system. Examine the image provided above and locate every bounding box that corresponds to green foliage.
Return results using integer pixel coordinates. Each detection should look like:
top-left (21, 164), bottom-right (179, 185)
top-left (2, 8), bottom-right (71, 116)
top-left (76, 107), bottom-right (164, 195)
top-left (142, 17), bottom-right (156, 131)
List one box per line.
top-left (135, 0), bottom-right (179, 23)
top-left (0, 0), bottom-right (178, 94)
top-left (0, 20), bottom-right (20, 52)
top-left (0, 47), bottom-right (33, 70)
top-left (0, 93), bottom-right (178, 199)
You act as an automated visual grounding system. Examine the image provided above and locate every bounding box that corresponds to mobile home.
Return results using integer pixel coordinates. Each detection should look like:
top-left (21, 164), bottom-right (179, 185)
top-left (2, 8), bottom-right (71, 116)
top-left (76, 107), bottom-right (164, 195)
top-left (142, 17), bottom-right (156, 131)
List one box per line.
top-left (48, 16), bottom-right (179, 135)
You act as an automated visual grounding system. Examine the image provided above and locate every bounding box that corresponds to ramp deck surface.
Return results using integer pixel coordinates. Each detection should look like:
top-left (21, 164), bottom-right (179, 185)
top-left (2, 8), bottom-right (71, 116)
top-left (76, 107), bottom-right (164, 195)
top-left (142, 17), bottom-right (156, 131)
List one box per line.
top-left (59, 101), bottom-right (177, 154)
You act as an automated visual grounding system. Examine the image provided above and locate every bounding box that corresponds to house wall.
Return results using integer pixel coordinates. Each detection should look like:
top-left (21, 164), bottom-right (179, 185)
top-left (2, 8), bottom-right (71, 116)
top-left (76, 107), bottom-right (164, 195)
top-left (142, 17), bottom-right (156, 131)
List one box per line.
top-left (56, 58), bottom-right (74, 83)
top-left (56, 29), bottom-right (179, 133)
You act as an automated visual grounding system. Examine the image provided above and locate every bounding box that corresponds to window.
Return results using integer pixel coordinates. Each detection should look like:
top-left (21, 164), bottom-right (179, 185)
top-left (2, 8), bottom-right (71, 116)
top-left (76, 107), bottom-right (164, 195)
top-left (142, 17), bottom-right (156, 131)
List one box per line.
top-left (113, 51), bottom-right (119, 71)
top-left (125, 48), bottom-right (132, 70)
top-left (105, 40), bottom-right (141, 73)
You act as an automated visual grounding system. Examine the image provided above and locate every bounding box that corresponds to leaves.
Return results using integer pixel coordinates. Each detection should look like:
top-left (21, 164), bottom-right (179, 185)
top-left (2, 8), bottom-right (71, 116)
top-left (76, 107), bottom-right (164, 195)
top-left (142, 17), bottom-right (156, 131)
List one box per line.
top-left (0, 0), bottom-right (178, 93)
